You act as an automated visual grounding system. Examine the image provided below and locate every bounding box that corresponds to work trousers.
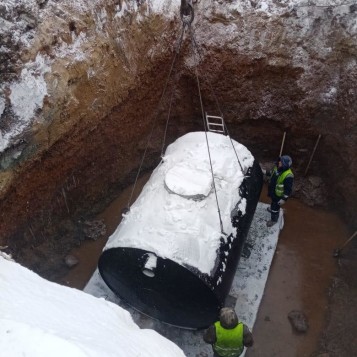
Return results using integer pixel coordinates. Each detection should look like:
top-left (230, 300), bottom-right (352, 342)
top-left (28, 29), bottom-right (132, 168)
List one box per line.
top-left (270, 200), bottom-right (280, 222)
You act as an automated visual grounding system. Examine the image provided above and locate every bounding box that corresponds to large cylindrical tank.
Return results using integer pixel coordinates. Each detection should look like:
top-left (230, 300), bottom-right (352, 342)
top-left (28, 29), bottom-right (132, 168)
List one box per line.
top-left (98, 132), bottom-right (263, 329)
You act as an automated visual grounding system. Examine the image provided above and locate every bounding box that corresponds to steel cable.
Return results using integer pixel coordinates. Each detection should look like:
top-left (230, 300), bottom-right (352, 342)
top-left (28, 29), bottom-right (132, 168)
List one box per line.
top-left (188, 25), bottom-right (225, 234)
top-left (189, 27), bottom-right (245, 174)
top-left (126, 23), bottom-right (187, 210)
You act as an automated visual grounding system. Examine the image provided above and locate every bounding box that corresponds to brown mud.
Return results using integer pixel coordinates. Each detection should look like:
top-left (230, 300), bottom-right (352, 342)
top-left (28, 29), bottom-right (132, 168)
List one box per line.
top-left (58, 173), bottom-right (151, 289)
top-left (247, 186), bottom-right (349, 357)
top-left (59, 182), bottom-right (355, 357)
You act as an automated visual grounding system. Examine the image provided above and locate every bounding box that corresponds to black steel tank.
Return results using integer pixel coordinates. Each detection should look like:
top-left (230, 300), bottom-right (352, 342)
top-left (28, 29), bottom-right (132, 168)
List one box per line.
top-left (98, 132), bottom-right (263, 329)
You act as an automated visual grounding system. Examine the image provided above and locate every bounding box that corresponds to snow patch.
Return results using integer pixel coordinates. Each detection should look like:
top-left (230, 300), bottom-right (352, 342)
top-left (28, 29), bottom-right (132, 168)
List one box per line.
top-left (0, 133), bottom-right (8, 153)
top-left (0, 256), bottom-right (185, 357)
top-left (9, 54), bottom-right (50, 123)
top-left (0, 97), bottom-right (5, 116)
top-left (321, 86), bottom-right (338, 103)
top-left (149, 0), bottom-right (180, 16)
top-left (95, 7), bottom-right (108, 31)
top-left (56, 32), bottom-right (89, 61)
top-left (1, 54), bottom-right (50, 152)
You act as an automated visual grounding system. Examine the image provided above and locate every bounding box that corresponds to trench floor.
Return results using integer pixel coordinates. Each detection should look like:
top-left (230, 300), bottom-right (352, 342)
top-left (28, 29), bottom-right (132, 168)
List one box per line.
top-left (59, 181), bottom-right (350, 357)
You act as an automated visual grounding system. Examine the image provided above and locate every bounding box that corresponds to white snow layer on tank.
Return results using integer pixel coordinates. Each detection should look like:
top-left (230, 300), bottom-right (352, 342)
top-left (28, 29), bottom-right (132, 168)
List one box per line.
top-left (105, 132), bottom-right (254, 275)
top-left (238, 197), bottom-right (247, 213)
top-left (0, 256), bottom-right (185, 357)
top-left (165, 162), bottom-right (212, 197)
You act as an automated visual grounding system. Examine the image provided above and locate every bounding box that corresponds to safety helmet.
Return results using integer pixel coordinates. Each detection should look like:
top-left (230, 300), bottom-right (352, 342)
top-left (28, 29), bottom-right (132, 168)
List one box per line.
top-left (219, 307), bottom-right (238, 329)
top-left (280, 155), bottom-right (292, 169)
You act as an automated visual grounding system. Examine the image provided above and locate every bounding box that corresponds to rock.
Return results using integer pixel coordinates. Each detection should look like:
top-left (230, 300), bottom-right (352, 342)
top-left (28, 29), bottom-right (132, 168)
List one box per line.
top-left (64, 254), bottom-right (79, 268)
top-left (308, 176), bottom-right (323, 188)
top-left (0, 251), bottom-right (14, 261)
top-left (288, 310), bottom-right (309, 333)
top-left (293, 176), bottom-right (328, 207)
top-left (82, 219), bottom-right (107, 240)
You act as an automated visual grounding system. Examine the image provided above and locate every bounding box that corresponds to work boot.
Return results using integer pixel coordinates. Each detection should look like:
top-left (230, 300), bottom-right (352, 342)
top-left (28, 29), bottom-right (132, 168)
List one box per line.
top-left (266, 220), bottom-right (277, 227)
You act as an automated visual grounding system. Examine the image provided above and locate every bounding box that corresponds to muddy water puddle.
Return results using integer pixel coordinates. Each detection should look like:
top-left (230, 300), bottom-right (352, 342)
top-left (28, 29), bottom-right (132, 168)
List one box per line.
top-left (60, 182), bottom-right (348, 356)
top-left (247, 187), bottom-right (348, 357)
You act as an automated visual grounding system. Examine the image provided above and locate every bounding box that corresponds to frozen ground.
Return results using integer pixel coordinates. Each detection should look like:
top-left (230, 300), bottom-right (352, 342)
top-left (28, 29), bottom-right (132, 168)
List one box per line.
top-left (85, 201), bottom-right (283, 356)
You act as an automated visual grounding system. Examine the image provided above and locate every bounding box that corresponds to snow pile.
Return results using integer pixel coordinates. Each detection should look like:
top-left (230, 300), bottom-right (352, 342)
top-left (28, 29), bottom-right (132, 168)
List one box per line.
top-left (0, 254), bottom-right (185, 357)
top-left (105, 132), bottom-right (254, 274)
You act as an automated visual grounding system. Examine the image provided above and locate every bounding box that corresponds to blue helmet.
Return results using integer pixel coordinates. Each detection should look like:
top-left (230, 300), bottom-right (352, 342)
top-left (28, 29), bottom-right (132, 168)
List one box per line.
top-left (280, 155), bottom-right (292, 169)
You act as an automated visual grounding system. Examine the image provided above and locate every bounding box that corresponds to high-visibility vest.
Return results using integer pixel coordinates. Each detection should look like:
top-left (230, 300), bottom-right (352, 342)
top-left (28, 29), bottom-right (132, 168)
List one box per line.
top-left (273, 167), bottom-right (294, 197)
top-left (213, 321), bottom-right (244, 357)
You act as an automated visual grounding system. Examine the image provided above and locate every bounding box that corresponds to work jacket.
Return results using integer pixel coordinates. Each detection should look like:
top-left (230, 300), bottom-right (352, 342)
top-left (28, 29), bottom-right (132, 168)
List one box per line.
top-left (268, 166), bottom-right (294, 200)
top-left (213, 321), bottom-right (244, 357)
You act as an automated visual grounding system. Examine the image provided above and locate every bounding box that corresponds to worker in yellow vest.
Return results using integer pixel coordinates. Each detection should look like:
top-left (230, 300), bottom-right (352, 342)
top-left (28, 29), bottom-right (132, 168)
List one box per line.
top-left (265, 155), bottom-right (294, 227)
top-left (203, 307), bottom-right (253, 357)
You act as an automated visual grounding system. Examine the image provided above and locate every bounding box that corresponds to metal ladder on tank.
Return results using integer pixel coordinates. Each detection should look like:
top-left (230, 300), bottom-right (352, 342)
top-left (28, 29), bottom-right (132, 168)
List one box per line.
top-left (205, 113), bottom-right (226, 135)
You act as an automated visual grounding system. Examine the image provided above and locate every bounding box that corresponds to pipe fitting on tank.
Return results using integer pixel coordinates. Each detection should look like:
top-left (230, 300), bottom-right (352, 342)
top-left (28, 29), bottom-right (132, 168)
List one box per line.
top-left (142, 253), bottom-right (157, 278)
